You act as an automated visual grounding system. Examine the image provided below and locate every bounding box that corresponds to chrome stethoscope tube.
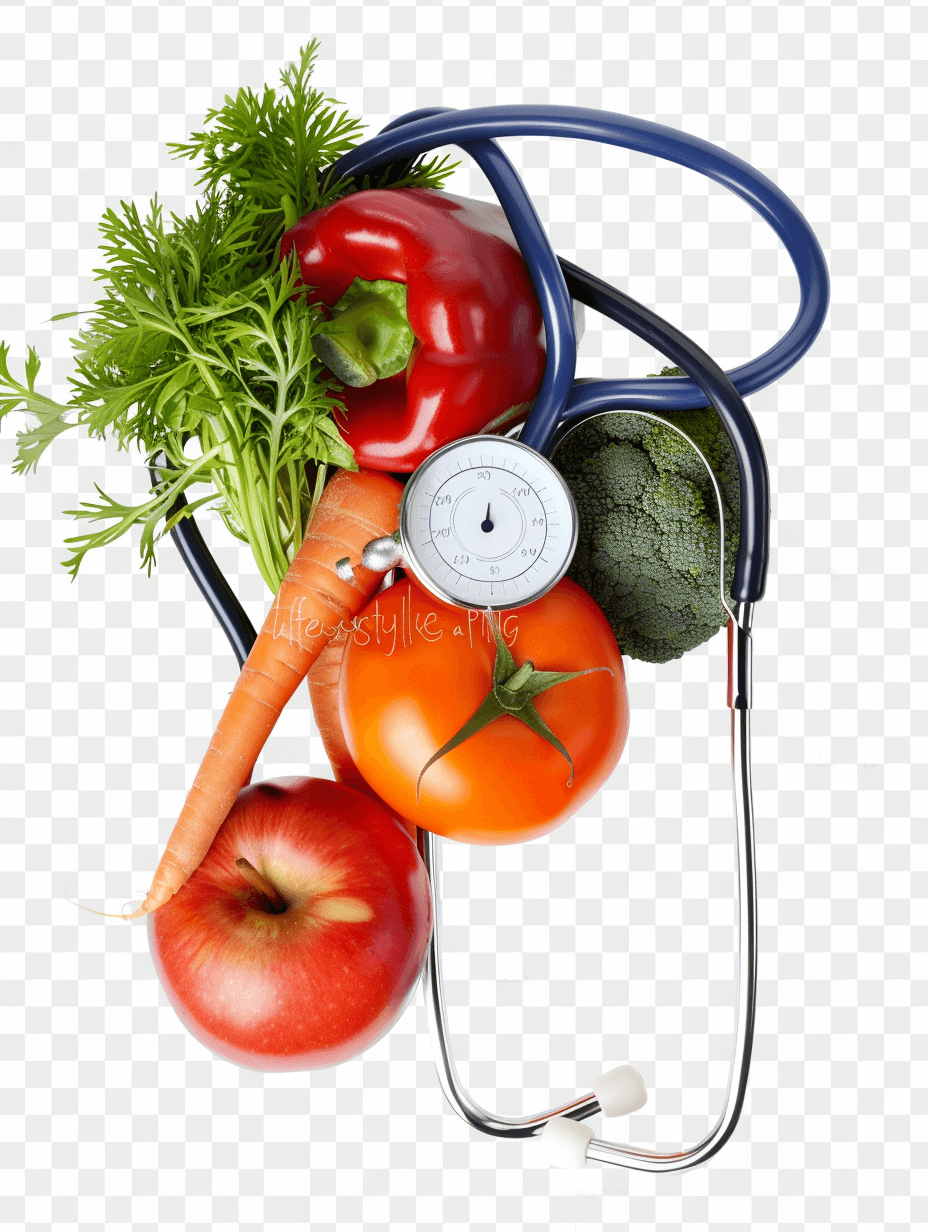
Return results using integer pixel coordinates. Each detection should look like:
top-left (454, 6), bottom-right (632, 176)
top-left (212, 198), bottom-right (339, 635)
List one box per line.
top-left (417, 606), bottom-right (755, 1169)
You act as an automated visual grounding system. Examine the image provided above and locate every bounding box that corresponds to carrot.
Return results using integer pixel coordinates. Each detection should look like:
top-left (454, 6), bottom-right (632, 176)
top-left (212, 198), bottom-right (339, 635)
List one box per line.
top-left (306, 633), bottom-right (368, 791)
top-left (306, 602), bottom-right (417, 841)
top-left (126, 467), bottom-right (404, 919)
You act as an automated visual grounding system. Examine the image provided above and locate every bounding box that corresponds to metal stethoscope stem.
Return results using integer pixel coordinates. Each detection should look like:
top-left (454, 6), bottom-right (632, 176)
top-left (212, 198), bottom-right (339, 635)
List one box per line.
top-left (418, 601), bottom-right (757, 1171)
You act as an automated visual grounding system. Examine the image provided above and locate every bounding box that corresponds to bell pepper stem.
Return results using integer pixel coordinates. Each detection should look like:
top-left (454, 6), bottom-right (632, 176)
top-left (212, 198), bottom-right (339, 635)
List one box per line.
top-left (312, 278), bottom-right (415, 388)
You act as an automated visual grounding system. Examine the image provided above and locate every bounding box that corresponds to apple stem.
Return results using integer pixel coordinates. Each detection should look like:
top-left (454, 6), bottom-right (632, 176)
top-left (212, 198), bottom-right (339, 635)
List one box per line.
top-left (235, 858), bottom-right (288, 913)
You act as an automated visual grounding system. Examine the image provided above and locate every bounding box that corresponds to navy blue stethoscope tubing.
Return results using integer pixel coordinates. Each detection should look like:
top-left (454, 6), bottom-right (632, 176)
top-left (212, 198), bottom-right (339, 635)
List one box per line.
top-left (335, 104), bottom-right (830, 412)
top-left (378, 110), bottom-right (579, 461)
top-left (336, 105), bottom-right (830, 601)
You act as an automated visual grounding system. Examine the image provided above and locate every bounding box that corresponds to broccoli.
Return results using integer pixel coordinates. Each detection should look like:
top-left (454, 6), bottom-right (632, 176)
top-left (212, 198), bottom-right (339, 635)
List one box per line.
top-left (553, 368), bottom-right (740, 664)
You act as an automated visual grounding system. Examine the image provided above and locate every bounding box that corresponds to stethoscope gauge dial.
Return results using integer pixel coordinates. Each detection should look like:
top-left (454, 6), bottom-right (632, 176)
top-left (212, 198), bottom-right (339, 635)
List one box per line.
top-left (399, 435), bottom-right (579, 610)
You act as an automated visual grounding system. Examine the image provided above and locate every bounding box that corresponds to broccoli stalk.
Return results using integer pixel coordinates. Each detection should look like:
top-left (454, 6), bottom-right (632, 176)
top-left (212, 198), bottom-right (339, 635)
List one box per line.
top-left (553, 367), bottom-right (740, 664)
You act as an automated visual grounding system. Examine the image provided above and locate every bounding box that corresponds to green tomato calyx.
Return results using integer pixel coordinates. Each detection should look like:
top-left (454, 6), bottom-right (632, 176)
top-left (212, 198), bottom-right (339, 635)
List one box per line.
top-left (415, 614), bottom-right (612, 799)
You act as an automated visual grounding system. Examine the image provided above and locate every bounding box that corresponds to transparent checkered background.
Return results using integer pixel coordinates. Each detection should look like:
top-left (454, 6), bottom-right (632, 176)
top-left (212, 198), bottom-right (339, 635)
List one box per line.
top-left (1, 2), bottom-right (924, 1229)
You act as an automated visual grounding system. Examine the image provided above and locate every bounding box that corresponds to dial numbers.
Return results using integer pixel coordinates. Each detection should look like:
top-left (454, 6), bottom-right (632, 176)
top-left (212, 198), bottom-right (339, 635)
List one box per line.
top-left (400, 437), bottom-right (578, 611)
top-left (429, 468), bottom-right (545, 581)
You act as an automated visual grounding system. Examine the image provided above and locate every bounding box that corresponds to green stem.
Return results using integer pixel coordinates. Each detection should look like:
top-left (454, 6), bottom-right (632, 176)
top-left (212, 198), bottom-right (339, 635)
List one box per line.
top-left (207, 426), bottom-right (280, 591)
top-left (312, 278), bottom-right (414, 388)
top-left (265, 351), bottom-right (292, 550)
top-left (244, 444), bottom-right (288, 589)
top-left (502, 661), bottom-right (534, 694)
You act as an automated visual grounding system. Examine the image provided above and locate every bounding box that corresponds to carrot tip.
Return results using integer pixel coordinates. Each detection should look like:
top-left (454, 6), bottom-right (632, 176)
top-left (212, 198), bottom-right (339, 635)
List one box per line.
top-left (121, 899), bottom-right (154, 921)
top-left (66, 897), bottom-right (141, 921)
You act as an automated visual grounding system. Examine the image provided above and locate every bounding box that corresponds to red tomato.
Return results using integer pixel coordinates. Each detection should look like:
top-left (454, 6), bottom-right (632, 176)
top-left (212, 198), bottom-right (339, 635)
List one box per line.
top-left (339, 577), bottom-right (629, 844)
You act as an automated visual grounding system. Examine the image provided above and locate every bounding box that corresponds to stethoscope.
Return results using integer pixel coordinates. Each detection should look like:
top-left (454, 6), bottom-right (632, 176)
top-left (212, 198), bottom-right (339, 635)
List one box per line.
top-left (163, 106), bottom-right (829, 1171)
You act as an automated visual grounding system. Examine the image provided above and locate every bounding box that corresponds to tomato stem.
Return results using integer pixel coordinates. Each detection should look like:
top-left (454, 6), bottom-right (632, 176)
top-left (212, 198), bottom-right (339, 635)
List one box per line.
top-left (502, 660), bottom-right (534, 693)
top-left (235, 857), bottom-right (289, 913)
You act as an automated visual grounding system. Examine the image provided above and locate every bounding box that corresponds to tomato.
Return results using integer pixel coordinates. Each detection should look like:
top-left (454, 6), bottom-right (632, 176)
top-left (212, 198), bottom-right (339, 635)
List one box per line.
top-left (338, 576), bottom-right (629, 844)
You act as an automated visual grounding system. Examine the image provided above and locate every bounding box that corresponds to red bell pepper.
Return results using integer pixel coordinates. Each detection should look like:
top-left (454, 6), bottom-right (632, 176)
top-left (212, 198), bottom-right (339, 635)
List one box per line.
top-left (279, 188), bottom-right (546, 472)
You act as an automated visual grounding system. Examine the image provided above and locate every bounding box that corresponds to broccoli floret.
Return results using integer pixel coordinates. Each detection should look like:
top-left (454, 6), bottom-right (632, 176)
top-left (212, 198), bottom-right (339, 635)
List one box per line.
top-left (554, 368), bottom-right (740, 664)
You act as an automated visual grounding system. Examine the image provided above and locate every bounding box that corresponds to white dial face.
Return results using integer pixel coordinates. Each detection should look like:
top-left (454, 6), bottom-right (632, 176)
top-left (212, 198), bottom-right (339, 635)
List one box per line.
top-left (400, 436), bottom-right (578, 610)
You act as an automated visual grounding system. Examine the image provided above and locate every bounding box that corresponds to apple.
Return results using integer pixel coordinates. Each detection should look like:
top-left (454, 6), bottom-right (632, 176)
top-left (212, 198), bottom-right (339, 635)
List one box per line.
top-left (147, 777), bottom-right (432, 1071)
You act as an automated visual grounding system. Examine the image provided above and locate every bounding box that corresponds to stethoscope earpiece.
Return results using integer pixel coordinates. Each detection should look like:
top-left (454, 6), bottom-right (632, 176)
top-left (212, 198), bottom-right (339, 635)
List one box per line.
top-left (541, 1062), bottom-right (649, 1170)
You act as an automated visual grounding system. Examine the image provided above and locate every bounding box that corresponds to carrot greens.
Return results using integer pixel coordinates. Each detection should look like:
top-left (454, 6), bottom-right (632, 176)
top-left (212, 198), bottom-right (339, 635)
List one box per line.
top-left (0, 42), bottom-right (454, 591)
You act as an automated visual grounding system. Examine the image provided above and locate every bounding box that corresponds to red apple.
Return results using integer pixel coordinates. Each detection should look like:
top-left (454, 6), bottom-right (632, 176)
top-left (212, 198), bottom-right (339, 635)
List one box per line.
top-left (147, 777), bottom-right (432, 1071)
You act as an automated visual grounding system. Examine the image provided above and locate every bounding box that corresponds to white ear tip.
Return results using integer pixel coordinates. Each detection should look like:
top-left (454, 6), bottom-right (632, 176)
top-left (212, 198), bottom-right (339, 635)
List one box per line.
top-left (592, 1065), bottom-right (647, 1118)
top-left (540, 1116), bottom-right (594, 1168)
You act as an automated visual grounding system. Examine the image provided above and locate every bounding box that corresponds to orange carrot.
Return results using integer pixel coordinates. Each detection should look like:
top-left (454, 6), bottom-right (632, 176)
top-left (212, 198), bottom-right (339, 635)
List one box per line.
top-left (306, 609), bottom-right (418, 842)
top-left (306, 633), bottom-right (369, 792)
top-left (127, 467), bottom-right (404, 919)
